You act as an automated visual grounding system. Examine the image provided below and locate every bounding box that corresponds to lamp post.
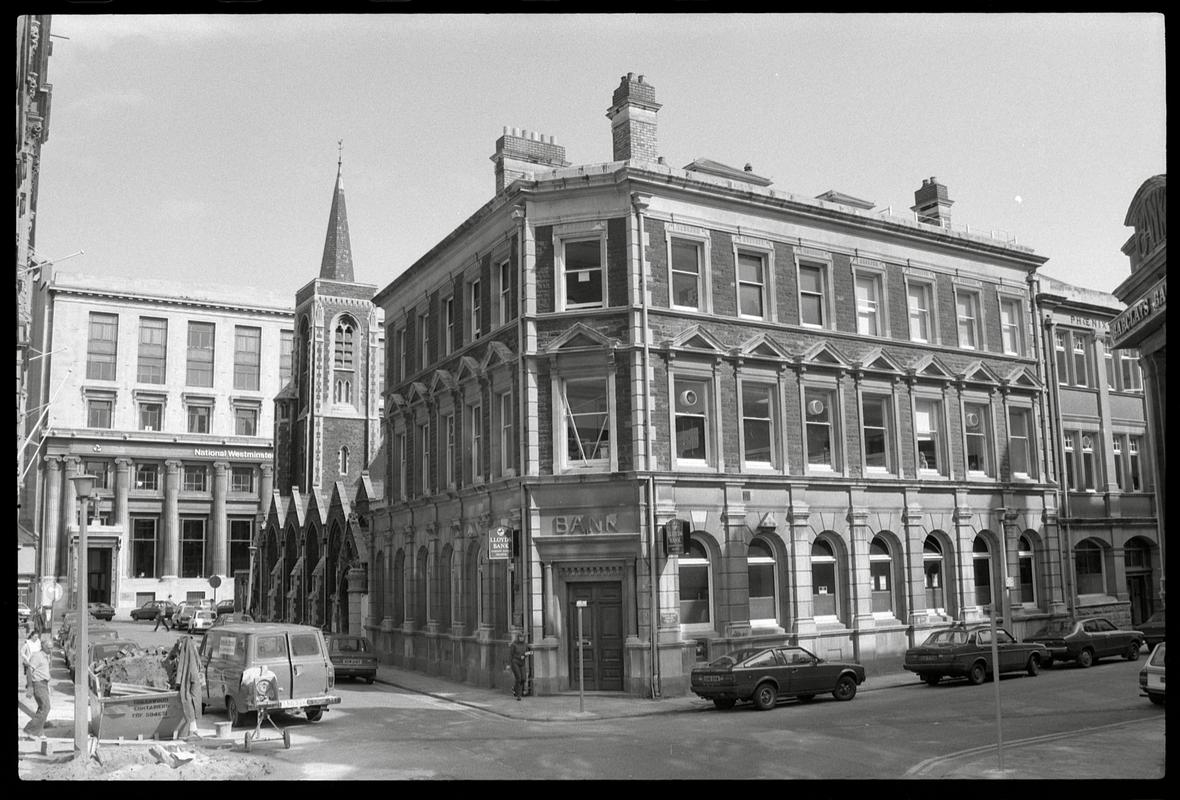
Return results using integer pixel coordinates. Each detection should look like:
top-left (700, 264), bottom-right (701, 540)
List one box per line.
top-left (68, 472), bottom-right (96, 756)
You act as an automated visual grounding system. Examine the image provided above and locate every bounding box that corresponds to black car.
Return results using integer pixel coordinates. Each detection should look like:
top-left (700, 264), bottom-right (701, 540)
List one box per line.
top-left (327, 633), bottom-right (379, 683)
top-left (690, 645), bottom-right (865, 710)
top-left (904, 624), bottom-right (1049, 685)
top-left (129, 599), bottom-right (177, 621)
top-left (1138, 611), bottom-right (1165, 649)
top-left (1025, 617), bottom-right (1144, 668)
top-left (215, 599), bottom-right (237, 616)
top-left (88, 602), bottom-right (115, 621)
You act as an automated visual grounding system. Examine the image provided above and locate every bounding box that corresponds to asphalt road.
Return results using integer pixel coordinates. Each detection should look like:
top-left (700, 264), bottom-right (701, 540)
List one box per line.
top-left (80, 619), bottom-right (1162, 780)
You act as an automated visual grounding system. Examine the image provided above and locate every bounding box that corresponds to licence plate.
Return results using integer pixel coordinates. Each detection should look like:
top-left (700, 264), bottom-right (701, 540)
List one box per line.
top-left (700, 675), bottom-right (722, 683)
top-left (340, 658), bottom-right (362, 666)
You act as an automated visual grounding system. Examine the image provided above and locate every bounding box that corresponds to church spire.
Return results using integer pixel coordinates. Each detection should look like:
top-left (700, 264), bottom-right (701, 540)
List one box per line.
top-left (319, 140), bottom-right (355, 282)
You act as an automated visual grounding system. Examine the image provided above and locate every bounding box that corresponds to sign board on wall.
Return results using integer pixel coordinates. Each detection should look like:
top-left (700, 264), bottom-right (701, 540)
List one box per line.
top-left (664, 519), bottom-right (685, 556)
top-left (488, 526), bottom-right (511, 560)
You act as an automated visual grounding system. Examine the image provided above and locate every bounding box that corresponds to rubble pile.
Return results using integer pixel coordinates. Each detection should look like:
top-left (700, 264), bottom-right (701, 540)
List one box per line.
top-left (92, 645), bottom-right (172, 695)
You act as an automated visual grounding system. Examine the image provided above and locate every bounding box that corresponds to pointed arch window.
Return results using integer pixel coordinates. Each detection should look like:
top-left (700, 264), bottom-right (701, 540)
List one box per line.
top-left (338, 446), bottom-right (349, 475)
top-left (333, 316), bottom-right (357, 408)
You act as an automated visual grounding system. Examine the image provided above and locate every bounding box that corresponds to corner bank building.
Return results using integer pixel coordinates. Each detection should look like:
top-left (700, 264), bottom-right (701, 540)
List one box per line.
top-left (269, 74), bottom-right (1074, 698)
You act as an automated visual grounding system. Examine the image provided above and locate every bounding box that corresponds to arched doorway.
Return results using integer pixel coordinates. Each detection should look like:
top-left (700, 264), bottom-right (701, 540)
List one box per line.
top-left (1124, 537), bottom-right (1155, 625)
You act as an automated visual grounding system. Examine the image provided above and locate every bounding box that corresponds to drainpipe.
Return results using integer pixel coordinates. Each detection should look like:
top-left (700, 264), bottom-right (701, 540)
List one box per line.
top-left (632, 191), bottom-right (660, 699)
top-left (1034, 286), bottom-right (1074, 617)
top-left (512, 202), bottom-right (532, 646)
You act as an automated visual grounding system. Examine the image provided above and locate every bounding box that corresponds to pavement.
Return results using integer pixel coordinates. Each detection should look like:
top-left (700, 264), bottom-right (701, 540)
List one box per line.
top-left (18, 625), bottom-right (1166, 780)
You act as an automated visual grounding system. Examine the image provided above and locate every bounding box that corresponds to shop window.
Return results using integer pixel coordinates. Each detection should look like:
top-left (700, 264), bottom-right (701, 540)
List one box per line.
top-left (747, 538), bottom-right (777, 624)
top-left (1075, 539), bottom-right (1106, 595)
top-left (972, 536), bottom-right (993, 607)
top-left (811, 538), bottom-right (839, 621)
top-left (923, 535), bottom-right (946, 613)
top-left (869, 536), bottom-right (895, 614)
top-left (1017, 535), bottom-right (1036, 605)
top-left (678, 536), bottom-right (711, 626)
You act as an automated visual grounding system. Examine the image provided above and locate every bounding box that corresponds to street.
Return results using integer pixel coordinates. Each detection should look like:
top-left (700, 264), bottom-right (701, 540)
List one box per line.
top-left (85, 619), bottom-right (1164, 780)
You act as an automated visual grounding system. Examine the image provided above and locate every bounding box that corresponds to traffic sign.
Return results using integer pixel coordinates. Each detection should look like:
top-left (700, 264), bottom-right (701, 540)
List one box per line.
top-left (209, 575), bottom-right (222, 589)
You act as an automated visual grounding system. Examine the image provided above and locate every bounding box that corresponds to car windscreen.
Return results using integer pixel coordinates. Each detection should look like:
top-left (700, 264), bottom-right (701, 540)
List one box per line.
top-left (708, 648), bottom-right (763, 667)
top-left (922, 629), bottom-right (968, 645)
top-left (1032, 620), bottom-right (1075, 636)
top-left (331, 637), bottom-right (369, 653)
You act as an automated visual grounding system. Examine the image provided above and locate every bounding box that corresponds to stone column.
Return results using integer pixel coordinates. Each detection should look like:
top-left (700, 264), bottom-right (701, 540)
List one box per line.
top-left (788, 502), bottom-right (817, 636)
top-left (721, 506), bottom-right (752, 639)
top-left (1041, 505), bottom-right (1068, 615)
top-left (62, 456), bottom-right (80, 536)
top-left (113, 458), bottom-right (132, 535)
top-left (903, 505), bottom-right (929, 626)
top-left (41, 456), bottom-right (62, 580)
top-left (847, 508), bottom-right (874, 628)
top-left (450, 522), bottom-right (466, 633)
top-left (162, 460), bottom-right (182, 578)
top-left (211, 461), bottom-right (229, 576)
top-left (954, 505), bottom-right (982, 621)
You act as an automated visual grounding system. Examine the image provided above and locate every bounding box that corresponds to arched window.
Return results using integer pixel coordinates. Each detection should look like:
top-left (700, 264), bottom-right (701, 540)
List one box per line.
top-left (416, 546), bottom-right (429, 626)
top-left (333, 316), bottom-right (356, 408)
top-left (374, 550), bottom-right (385, 626)
top-left (679, 535), bottom-right (711, 626)
top-left (1075, 539), bottom-right (1106, 595)
top-left (440, 545), bottom-right (453, 631)
top-left (869, 536), bottom-right (895, 614)
top-left (747, 538), bottom-right (777, 625)
top-left (1017, 535), bottom-right (1036, 605)
top-left (392, 549), bottom-right (405, 623)
top-left (923, 535), bottom-right (946, 613)
top-left (338, 446), bottom-right (349, 475)
top-left (811, 538), bottom-right (839, 620)
top-left (972, 535), bottom-right (993, 607)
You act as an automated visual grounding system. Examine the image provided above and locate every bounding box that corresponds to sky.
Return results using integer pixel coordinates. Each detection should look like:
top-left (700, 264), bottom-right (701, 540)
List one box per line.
top-left (33, 12), bottom-right (1167, 302)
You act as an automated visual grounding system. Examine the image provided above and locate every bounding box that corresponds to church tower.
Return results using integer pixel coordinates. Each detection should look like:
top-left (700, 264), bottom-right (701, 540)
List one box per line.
top-left (275, 150), bottom-right (384, 495)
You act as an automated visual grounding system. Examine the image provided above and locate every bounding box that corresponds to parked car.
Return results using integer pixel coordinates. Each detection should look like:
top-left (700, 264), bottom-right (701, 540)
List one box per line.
top-left (904, 624), bottom-right (1049, 685)
top-left (327, 633), bottom-right (378, 684)
top-left (173, 602), bottom-right (205, 630)
top-left (71, 637), bottom-right (138, 680)
top-left (211, 611), bottom-right (254, 627)
top-left (199, 623), bottom-right (340, 728)
top-left (188, 609), bottom-right (217, 634)
top-left (1138, 611), bottom-right (1165, 649)
top-left (18, 602), bottom-right (32, 625)
top-left (1139, 642), bottom-right (1165, 706)
top-left (129, 599), bottom-right (177, 622)
top-left (215, 600), bottom-right (237, 616)
top-left (1025, 617), bottom-right (1144, 668)
top-left (690, 645), bottom-right (865, 710)
top-left (88, 601), bottom-right (115, 621)
top-left (64, 624), bottom-right (120, 672)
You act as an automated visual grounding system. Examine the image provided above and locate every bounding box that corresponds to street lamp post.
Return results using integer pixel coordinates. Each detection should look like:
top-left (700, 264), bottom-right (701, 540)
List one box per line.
top-left (69, 473), bottom-right (96, 757)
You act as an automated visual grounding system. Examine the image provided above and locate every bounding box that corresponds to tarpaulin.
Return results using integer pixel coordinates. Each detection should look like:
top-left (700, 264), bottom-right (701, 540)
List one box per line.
top-left (172, 635), bottom-right (203, 736)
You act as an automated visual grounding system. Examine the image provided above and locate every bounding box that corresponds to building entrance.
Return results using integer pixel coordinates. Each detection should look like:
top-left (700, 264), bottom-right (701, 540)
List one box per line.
top-left (1126, 572), bottom-right (1152, 625)
top-left (87, 546), bottom-right (112, 604)
top-left (566, 581), bottom-right (623, 691)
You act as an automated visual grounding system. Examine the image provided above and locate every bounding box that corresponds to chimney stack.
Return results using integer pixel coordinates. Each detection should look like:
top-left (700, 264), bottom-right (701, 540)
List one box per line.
top-left (910, 176), bottom-right (954, 227)
top-left (490, 126), bottom-right (569, 193)
top-left (605, 72), bottom-right (661, 163)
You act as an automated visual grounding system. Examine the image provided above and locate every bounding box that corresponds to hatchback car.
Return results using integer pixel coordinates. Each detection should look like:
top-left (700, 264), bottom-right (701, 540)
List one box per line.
top-left (690, 645), bottom-right (865, 710)
top-left (173, 602), bottom-right (205, 630)
top-left (904, 624), bottom-right (1049, 685)
top-left (88, 602), bottom-right (115, 621)
top-left (1138, 611), bottom-right (1165, 649)
top-left (1025, 616), bottom-right (1144, 668)
top-left (189, 609), bottom-right (217, 634)
top-left (327, 634), bottom-right (378, 683)
top-left (129, 599), bottom-right (177, 622)
top-left (215, 599), bottom-right (237, 616)
top-left (1139, 642), bottom-right (1165, 706)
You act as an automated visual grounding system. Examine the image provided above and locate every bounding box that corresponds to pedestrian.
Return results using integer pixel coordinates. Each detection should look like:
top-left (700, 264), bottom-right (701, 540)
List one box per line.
top-left (508, 630), bottom-right (532, 701)
top-left (153, 602), bottom-right (171, 632)
top-left (22, 633), bottom-right (53, 738)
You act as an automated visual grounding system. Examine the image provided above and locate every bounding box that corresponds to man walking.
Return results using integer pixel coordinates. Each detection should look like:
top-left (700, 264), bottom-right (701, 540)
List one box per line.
top-left (153, 602), bottom-right (171, 632)
top-left (23, 633), bottom-right (53, 738)
top-left (509, 631), bottom-right (532, 701)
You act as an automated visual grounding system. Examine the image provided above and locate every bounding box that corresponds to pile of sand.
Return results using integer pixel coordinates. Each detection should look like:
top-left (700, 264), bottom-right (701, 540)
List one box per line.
top-left (18, 745), bottom-right (279, 781)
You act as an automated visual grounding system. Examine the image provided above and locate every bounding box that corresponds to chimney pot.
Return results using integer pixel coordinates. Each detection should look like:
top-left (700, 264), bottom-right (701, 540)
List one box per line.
top-left (638, 74), bottom-right (645, 83)
top-left (744, 163), bottom-right (753, 172)
top-left (627, 72), bottom-right (635, 80)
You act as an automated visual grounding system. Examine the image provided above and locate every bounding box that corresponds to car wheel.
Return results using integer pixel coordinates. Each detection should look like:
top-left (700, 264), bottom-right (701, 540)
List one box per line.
top-left (712, 698), bottom-right (736, 710)
top-left (922, 674), bottom-right (941, 686)
top-left (306, 706), bottom-right (324, 723)
top-left (968, 662), bottom-right (987, 685)
top-left (752, 682), bottom-right (778, 711)
top-left (1026, 655), bottom-right (1040, 677)
top-left (1148, 694), bottom-right (1164, 706)
top-left (1125, 643), bottom-right (1141, 661)
top-left (365, 676), bottom-right (375, 685)
top-left (832, 675), bottom-right (858, 701)
top-left (227, 696), bottom-right (243, 728)
top-left (1076, 648), bottom-right (1094, 668)
top-left (796, 694), bottom-right (816, 703)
